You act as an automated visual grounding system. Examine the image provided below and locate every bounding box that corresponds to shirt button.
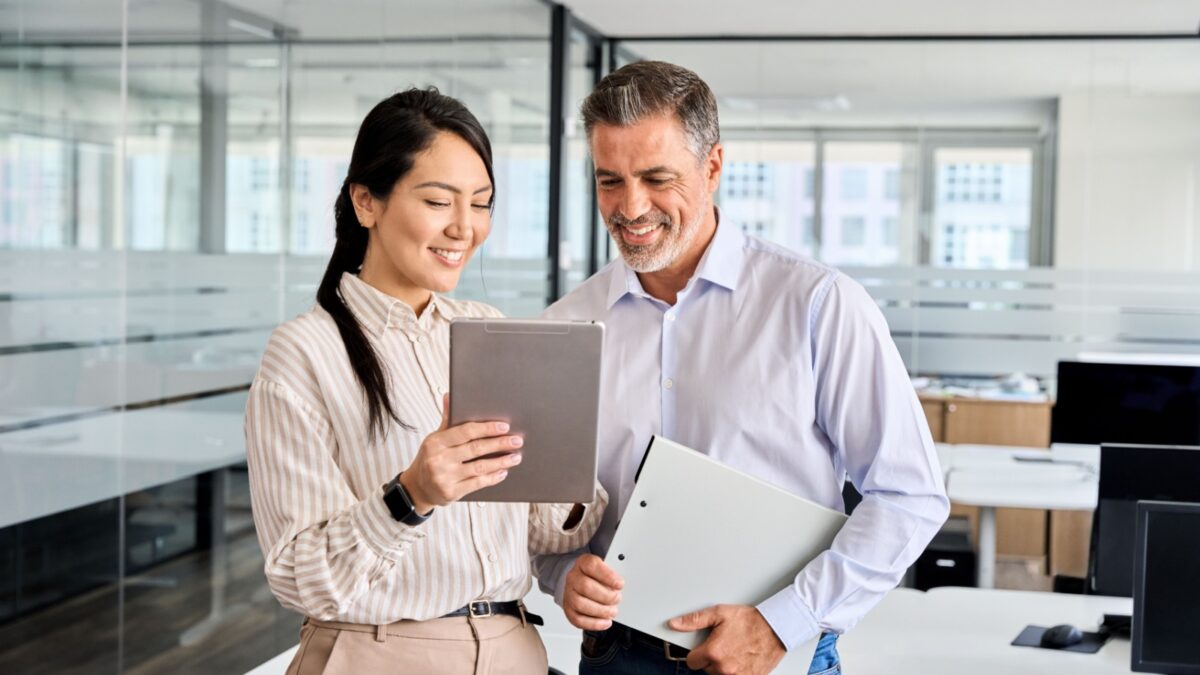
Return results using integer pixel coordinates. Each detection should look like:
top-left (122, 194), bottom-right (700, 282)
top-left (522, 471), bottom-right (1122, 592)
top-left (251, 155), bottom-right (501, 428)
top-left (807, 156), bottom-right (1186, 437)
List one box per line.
top-left (487, 553), bottom-right (498, 562)
top-left (664, 378), bottom-right (674, 390)
top-left (409, 333), bottom-right (422, 343)
top-left (475, 502), bottom-right (484, 509)
top-left (666, 313), bottom-right (675, 322)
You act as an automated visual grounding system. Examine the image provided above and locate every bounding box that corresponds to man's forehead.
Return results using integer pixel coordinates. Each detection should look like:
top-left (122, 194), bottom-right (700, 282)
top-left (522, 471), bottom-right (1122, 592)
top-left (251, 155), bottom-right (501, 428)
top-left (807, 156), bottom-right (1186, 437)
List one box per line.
top-left (590, 115), bottom-right (690, 172)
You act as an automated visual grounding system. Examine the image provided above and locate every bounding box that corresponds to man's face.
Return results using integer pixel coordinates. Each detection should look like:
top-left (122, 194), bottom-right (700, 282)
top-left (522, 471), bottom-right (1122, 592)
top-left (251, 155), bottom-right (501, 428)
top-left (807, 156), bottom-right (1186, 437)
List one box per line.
top-left (591, 113), bottom-right (721, 273)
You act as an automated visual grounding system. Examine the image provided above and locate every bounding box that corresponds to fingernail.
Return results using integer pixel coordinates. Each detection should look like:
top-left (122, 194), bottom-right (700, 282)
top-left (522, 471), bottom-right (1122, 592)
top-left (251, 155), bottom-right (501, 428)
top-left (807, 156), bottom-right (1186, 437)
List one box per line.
top-left (509, 453), bottom-right (523, 465)
top-left (496, 422), bottom-right (509, 432)
top-left (510, 436), bottom-right (524, 448)
top-left (497, 471), bottom-right (508, 480)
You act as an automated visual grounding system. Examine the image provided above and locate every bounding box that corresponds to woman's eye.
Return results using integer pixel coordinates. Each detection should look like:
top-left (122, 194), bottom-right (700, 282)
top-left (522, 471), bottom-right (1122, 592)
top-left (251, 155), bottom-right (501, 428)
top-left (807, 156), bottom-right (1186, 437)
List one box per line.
top-left (425, 200), bottom-right (450, 208)
top-left (471, 203), bottom-right (490, 211)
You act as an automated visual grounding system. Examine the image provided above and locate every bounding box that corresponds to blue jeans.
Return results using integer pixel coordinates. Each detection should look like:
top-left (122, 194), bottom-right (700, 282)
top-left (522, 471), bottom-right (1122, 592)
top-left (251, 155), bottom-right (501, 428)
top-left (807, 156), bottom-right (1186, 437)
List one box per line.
top-left (578, 625), bottom-right (840, 675)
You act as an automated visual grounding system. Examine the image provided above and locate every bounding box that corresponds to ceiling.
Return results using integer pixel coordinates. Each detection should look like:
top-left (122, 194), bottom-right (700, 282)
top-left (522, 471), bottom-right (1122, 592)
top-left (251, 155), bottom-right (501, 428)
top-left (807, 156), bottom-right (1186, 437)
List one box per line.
top-left (562, 0), bottom-right (1200, 38)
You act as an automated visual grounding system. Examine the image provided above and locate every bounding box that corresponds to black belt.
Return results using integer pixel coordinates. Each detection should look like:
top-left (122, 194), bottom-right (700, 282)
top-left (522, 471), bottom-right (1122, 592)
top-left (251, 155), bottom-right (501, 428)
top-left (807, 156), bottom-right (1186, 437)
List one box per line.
top-left (441, 600), bottom-right (544, 626)
top-left (606, 621), bottom-right (690, 661)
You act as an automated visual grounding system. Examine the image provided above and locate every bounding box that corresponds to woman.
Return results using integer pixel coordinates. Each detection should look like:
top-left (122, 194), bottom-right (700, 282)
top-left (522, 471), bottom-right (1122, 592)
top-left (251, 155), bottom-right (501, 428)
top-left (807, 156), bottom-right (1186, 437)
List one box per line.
top-left (245, 88), bottom-right (606, 674)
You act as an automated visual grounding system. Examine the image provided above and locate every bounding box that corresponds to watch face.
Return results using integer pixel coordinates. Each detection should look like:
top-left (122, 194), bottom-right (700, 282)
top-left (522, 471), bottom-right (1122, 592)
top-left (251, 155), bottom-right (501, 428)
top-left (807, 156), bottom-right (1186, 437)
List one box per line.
top-left (384, 477), bottom-right (428, 525)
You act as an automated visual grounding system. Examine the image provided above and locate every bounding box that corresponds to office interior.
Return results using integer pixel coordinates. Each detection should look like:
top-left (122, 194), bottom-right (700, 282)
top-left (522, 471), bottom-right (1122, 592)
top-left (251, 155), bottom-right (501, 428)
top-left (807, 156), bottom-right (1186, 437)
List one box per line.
top-left (1, 0), bottom-right (1199, 673)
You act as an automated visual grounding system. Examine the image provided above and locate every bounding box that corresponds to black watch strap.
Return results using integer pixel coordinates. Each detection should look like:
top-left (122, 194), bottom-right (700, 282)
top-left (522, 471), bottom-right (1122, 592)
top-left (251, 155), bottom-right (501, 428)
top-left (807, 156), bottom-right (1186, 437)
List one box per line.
top-left (382, 474), bottom-right (431, 526)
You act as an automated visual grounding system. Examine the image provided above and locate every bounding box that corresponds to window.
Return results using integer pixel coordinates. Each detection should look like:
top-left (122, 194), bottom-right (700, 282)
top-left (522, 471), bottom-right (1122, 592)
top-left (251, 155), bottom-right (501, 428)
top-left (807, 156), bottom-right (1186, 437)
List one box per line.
top-left (932, 146), bottom-right (1033, 269)
top-left (840, 168), bottom-right (867, 200)
top-left (882, 217), bottom-right (898, 247)
top-left (885, 169), bottom-right (900, 200)
top-left (841, 216), bottom-right (865, 246)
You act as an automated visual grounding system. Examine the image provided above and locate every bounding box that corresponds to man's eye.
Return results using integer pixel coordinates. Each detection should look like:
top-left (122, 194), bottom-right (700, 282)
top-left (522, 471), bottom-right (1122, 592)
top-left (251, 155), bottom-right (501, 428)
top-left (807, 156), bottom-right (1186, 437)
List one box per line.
top-left (645, 177), bottom-right (668, 185)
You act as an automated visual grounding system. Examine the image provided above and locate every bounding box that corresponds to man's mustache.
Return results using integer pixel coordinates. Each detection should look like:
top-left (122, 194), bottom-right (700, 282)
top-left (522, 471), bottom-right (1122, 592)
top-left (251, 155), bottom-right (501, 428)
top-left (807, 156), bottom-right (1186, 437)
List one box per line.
top-left (609, 212), bottom-right (673, 228)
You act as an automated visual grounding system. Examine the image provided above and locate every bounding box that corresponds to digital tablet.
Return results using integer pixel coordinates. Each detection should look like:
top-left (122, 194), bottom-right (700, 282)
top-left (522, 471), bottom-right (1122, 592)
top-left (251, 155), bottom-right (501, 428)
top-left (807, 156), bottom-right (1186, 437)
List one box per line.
top-left (449, 318), bottom-right (604, 503)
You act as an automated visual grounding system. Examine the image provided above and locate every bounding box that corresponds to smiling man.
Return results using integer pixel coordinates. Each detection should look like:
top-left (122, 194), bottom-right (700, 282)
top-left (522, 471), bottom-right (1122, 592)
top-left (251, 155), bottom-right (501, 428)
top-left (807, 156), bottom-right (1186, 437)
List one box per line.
top-left (534, 61), bottom-right (949, 675)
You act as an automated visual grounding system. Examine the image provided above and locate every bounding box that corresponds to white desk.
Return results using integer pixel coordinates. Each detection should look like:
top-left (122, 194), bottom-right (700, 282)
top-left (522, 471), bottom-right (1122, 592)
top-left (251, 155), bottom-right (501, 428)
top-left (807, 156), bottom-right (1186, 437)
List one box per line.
top-left (840, 587), bottom-right (1132, 675)
top-left (941, 443), bottom-right (1099, 588)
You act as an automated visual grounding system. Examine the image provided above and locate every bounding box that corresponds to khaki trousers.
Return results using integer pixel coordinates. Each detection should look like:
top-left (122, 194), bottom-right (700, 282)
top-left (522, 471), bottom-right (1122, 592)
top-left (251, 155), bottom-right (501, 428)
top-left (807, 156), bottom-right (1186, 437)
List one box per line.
top-left (286, 612), bottom-right (549, 675)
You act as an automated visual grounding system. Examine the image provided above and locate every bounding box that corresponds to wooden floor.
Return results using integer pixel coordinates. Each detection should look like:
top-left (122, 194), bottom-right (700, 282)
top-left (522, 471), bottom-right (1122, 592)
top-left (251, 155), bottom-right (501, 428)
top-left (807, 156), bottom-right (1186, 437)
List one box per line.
top-left (0, 522), bottom-right (300, 675)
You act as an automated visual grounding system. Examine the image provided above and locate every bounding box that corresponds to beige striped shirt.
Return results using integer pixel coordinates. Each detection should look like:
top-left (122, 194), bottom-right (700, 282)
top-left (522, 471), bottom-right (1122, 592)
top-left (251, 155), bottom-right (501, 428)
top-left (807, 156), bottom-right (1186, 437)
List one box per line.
top-left (245, 272), bottom-right (607, 624)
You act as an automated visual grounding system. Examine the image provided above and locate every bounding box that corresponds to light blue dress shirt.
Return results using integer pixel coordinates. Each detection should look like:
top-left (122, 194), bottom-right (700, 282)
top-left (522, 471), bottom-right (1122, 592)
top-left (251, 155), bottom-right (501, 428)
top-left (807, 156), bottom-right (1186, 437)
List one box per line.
top-left (535, 214), bottom-right (949, 650)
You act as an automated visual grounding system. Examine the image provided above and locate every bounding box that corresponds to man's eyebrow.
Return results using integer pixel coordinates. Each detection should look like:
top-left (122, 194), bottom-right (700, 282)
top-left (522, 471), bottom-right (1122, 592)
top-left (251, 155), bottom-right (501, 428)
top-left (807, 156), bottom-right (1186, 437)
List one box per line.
top-left (594, 166), bottom-right (677, 178)
top-left (413, 181), bottom-right (493, 195)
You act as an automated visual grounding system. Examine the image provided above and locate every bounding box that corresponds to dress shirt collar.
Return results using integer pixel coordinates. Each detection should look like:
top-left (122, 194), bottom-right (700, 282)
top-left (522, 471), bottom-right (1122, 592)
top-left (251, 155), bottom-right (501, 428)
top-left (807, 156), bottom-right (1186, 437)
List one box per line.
top-left (605, 206), bottom-right (743, 309)
top-left (338, 271), bottom-right (459, 336)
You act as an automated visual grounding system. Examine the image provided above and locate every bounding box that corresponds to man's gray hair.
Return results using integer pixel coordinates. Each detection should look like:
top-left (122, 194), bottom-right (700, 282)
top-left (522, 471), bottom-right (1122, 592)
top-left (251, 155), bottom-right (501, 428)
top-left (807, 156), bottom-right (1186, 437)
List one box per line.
top-left (581, 60), bottom-right (720, 162)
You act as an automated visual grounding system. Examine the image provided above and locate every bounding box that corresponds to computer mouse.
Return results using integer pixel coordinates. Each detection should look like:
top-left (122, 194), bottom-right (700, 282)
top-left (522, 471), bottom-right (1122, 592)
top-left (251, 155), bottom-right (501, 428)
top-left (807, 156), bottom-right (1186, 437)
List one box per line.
top-left (1040, 624), bottom-right (1084, 648)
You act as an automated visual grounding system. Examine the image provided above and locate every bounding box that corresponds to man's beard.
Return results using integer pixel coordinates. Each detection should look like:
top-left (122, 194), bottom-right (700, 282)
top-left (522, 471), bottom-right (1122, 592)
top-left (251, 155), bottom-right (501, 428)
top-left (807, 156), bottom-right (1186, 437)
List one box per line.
top-left (606, 208), bottom-right (701, 273)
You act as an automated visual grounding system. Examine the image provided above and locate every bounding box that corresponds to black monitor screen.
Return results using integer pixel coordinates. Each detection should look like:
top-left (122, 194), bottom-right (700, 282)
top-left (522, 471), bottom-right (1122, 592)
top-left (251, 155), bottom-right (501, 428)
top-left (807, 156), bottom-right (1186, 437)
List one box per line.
top-left (1052, 361), bottom-right (1200, 446)
top-left (1092, 445), bottom-right (1200, 597)
top-left (1133, 501), bottom-right (1200, 673)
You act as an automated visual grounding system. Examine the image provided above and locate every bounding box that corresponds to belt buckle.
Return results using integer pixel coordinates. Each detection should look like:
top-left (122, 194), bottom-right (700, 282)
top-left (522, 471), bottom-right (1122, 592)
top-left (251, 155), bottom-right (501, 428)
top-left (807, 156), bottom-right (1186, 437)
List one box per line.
top-left (468, 600), bottom-right (494, 618)
top-left (663, 640), bottom-right (689, 662)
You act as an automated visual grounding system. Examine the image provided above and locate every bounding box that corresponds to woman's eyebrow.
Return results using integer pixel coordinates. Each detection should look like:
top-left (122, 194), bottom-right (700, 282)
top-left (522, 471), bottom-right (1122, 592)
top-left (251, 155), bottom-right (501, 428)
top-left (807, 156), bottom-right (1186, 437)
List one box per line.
top-left (414, 181), bottom-right (492, 195)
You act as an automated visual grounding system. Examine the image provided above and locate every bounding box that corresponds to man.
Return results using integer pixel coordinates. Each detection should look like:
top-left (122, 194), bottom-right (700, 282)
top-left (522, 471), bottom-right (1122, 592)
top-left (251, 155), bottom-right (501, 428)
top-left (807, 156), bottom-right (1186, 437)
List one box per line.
top-left (535, 61), bottom-right (949, 675)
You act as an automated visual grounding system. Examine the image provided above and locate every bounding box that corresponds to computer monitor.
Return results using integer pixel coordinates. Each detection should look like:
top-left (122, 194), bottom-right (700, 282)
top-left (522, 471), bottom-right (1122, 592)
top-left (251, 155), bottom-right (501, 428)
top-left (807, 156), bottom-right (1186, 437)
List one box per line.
top-left (1090, 444), bottom-right (1200, 597)
top-left (1131, 501), bottom-right (1200, 674)
top-left (1052, 360), bottom-right (1200, 446)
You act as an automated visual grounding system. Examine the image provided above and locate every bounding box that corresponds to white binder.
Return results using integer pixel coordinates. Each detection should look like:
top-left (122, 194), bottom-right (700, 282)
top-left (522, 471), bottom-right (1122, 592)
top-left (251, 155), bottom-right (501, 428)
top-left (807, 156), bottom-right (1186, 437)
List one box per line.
top-left (606, 436), bottom-right (848, 666)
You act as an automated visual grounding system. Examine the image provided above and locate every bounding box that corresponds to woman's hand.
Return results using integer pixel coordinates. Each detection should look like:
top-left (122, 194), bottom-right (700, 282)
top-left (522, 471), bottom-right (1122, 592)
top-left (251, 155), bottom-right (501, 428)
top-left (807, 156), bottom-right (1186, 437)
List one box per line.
top-left (398, 394), bottom-right (523, 514)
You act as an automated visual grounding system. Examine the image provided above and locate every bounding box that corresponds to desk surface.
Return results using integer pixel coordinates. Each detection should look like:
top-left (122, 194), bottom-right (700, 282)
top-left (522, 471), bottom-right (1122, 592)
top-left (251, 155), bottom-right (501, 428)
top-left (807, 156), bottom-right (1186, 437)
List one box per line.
top-left (0, 393), bottom-right (247, 528)
top-left (841, 587), bottom-right (1132, 675)
top-left (940, 442), bottom-right (1100, 511)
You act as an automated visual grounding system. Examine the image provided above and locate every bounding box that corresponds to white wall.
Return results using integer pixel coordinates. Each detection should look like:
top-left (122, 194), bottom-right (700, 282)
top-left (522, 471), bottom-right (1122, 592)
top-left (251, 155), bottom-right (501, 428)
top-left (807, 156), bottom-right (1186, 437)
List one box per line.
top-left (1055, 90), bottom-right (1200, 271)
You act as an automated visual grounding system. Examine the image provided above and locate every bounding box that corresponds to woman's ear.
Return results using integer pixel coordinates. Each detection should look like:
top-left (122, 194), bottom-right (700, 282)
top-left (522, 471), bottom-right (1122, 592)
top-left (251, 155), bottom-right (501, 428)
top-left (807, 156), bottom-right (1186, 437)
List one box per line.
top-left (350, 184), bottom-right (377, 229)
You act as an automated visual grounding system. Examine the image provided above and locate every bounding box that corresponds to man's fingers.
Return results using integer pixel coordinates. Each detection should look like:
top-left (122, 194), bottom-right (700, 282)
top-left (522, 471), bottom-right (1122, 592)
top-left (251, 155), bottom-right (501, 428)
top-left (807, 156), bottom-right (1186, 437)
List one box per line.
top-left (685, 642), bottom-right (714, 672)
top-left (566, 592), bottom-right (619, 621)
top-left (565, 609), bottom-right (612, 631)
top-left (668, 605), bottom-right (721, 631)
top-left (578, 554), bottom-right (625, 590)
top-left (571, 572), bottom-right (622, 606)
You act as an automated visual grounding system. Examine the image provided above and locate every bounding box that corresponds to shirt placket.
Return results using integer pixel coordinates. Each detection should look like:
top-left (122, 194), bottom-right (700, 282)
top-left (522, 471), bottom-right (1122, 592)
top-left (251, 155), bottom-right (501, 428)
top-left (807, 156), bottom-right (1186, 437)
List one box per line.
top-left (403, 322), bottom-right (444, 416)
top-left (660, 303), bottom-right (678, 441)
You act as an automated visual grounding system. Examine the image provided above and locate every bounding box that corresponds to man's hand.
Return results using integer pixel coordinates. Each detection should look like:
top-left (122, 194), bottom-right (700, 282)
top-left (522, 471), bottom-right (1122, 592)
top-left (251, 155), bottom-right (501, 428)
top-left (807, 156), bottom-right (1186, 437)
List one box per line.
top-left (562, 553), bottom-right (624, 630)
top-left (668, 604), bottom-right (786, 675)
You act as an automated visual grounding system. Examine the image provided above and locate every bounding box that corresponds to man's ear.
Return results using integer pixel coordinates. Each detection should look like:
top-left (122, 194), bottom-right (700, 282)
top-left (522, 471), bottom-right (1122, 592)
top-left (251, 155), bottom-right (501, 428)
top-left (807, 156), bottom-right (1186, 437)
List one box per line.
top-left (350, 184), bottom-right (377, 229)
top-left (705, 143), bottom-right (724, 195)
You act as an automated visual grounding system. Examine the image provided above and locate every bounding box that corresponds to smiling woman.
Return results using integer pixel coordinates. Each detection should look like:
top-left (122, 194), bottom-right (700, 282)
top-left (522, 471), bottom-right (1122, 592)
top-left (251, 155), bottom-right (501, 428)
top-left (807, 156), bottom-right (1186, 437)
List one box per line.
top-left (243, 88), bottom-right (608, 675)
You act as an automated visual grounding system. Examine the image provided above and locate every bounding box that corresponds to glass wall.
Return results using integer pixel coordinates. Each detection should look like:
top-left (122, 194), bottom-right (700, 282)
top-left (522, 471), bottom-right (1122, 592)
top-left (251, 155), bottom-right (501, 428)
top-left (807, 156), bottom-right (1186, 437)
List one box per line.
top-left (0, 0), bottom-right (556, 671)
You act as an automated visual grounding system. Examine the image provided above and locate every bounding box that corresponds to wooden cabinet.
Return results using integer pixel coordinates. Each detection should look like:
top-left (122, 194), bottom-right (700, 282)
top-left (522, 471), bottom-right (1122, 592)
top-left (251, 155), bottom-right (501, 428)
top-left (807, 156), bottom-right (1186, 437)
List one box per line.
top-left (921, 396), bottom-right (1053, 561)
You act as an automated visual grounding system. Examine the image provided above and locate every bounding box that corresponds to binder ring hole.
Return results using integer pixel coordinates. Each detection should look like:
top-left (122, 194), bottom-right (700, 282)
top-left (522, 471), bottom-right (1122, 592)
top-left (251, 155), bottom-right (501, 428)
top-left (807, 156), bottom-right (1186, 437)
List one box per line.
top-left (640, 501), bottom-right (647, 507)
top-left (618, 554), bottom-right (625, 561)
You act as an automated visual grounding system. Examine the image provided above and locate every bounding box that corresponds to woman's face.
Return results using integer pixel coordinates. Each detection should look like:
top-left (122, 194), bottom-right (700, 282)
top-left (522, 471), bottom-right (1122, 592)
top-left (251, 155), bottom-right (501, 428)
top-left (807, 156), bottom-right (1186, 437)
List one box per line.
top-left (354, 131), bottom-right (493, 308)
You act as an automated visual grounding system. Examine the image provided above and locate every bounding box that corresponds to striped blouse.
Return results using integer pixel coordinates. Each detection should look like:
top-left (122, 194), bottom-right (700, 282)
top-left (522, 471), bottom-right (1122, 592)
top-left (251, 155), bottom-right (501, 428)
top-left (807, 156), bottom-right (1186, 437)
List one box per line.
top-left (245, 272), bottom-right (607, 624)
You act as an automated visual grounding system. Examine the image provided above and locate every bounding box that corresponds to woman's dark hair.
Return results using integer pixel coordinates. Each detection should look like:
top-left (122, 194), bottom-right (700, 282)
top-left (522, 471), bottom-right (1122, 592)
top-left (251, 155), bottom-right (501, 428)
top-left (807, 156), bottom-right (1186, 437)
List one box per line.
top-left (317, 87), bottom-right (494, 441)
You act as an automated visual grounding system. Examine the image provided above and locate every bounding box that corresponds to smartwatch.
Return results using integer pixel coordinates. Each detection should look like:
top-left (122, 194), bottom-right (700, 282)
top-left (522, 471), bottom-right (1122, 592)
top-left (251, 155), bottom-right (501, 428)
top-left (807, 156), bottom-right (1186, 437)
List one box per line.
top-left (382, 474), bottom-right (431, 526)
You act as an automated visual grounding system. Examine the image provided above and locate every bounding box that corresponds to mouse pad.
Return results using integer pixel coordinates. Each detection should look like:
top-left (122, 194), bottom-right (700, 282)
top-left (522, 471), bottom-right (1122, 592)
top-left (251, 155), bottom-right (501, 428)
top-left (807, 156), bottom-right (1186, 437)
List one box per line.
top-left (1011, 625), bottom-right (1108, 654)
